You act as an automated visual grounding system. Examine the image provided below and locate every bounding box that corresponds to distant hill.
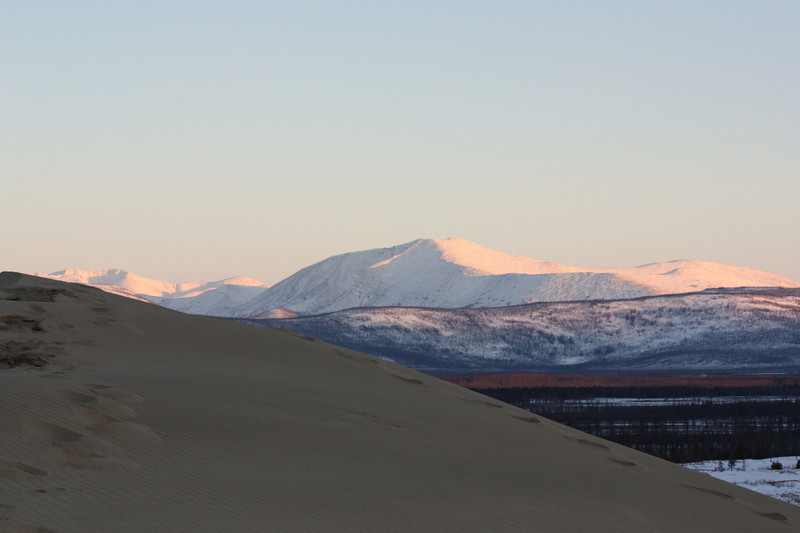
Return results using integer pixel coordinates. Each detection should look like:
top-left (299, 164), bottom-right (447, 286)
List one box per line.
top-left (241, 288), bottom-right (800, 375)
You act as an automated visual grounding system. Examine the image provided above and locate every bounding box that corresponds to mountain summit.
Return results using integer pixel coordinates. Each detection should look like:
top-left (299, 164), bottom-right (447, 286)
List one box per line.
top-left (369, 238), bottom-right (579, 276)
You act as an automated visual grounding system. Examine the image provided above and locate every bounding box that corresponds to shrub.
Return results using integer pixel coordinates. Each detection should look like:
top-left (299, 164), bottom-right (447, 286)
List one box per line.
top-left (771, 461), bottom-right (783, 470)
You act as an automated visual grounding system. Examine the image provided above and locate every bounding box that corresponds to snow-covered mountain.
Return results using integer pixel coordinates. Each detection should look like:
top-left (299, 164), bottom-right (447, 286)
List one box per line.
top-left (34, 238), bottom-right (799, 319)
top-left (234, 238), bottom-right (800, 318)
top-left (241, 288), bottom-right (800, 375)
top-left (34, 269), bottom-right (269, 314)
top-left (151, 283), bottom-right (270, 316)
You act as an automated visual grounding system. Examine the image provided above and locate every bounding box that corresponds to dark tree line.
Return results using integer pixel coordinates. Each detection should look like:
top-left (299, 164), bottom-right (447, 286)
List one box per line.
top-left (474, 386), bottom-right (800, 463)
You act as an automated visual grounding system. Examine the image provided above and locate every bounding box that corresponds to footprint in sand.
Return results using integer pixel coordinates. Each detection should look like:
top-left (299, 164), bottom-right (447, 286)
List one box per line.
top-left (606, 457), bottom-right (638, 468)
top-left (52, 384), bottom-right (161, 445)
top-left (21, 384), bottom-right (160, 472)
top-left (75, 383), bottom-right (144, 404)
top-left (0, 501), bottom-right (59, 533)
top-left (70, 411), bottom-right (161, 446)
top-left (51, 389), bottom-right (138, 419)
top-left (683, 484), bottom-right (734, 500)
top-left (23, 421), bottom-right (123, 459)
top-left (509, 414), bottom-right (541, 424)
top-left (391, 374), bottom-right (424, 385)
top-left (53, 386), bottom-right (160, 444)
top-left (4, 525), bottom-right (58, 533)
top-left (566, 436), bottom-right (610, 451)
top-left (0, 462), bottom-right (47, 481)
top-left (754, 511), bottom-right (788, 522)
top-left (23, 420), bottom-right (138, 472)
top-left (558, 434), bottom-right (640, 469)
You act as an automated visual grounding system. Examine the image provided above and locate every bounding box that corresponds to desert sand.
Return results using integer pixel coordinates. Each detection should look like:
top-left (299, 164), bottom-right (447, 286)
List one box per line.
top-left (1, 271), bottom-right (799, 532)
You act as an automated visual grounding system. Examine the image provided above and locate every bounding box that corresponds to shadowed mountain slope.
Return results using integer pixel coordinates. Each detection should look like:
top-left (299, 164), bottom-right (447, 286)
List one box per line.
top-left (243, 287), bottom-right (800, 375)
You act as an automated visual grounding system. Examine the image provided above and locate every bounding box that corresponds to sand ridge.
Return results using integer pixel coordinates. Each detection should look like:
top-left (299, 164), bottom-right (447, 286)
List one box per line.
top-left (1, 271), bottom-right (800, 532)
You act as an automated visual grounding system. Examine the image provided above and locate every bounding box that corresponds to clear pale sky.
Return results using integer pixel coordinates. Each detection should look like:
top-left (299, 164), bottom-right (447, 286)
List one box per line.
top-left (3, 1), bottom-right (799, 284)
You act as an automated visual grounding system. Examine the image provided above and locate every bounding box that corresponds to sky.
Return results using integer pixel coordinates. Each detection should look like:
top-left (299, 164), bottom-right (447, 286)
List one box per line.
top-left (3, 1), bottom-right (799, 284)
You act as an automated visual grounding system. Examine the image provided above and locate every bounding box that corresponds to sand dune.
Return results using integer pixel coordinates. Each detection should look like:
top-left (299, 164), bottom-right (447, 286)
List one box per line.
top-left (1, 272), bottom-right (799, 532)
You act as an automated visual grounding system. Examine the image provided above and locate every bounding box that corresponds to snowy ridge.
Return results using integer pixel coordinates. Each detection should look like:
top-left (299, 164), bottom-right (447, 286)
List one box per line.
top-left (36, 269), bottom-right (180, 298)
top-left (35, 269), bottom-right (270, 315)
top-left (82, 283), bottom-right (154, 303)
top-left (596, 259), bottom-right (799, 296)
top-left (236, 238), bottom-right (799, 318)
top-left (243, 288), bottom-right (800, 374)
top-left (153, 284), bottom-right (269, 316)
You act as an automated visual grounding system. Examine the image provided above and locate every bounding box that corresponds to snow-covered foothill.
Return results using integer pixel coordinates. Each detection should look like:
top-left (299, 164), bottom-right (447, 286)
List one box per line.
top-left (243, 288), bottom-right (800, 373)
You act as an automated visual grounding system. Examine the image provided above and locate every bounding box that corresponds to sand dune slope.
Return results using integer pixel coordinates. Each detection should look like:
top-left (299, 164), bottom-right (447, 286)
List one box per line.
top-left (1, 272), bottom-right (799, 532)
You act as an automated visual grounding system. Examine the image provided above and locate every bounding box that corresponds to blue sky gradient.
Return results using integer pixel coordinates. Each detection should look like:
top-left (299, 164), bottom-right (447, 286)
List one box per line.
top-left (3, 1), bottom-right (798, 283)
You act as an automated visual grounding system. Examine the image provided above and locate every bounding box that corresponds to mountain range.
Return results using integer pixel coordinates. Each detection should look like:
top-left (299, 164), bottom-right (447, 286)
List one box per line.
top-left (33, 238), bottom-right (800, 374)
top-left (35, 238), bottom-right (800, 318)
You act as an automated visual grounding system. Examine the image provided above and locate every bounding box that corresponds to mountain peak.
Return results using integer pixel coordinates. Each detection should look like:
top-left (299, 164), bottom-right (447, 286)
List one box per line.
top-left (221, 276), bottom-right (270, 287)
top-left (367, 237), bottom-right (577, 276)
top-left (426, 237), bottom-right (579, 276)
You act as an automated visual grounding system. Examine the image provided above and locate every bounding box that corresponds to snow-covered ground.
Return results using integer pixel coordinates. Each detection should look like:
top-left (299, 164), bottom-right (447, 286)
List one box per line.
top-left (684, 456), bottom-right (800, 506)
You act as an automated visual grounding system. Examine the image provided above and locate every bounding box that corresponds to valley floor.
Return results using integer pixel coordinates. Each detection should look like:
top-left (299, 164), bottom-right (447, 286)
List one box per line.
top-left (465, 377), bottom-right (800, 463)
